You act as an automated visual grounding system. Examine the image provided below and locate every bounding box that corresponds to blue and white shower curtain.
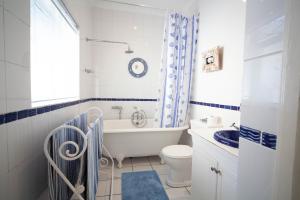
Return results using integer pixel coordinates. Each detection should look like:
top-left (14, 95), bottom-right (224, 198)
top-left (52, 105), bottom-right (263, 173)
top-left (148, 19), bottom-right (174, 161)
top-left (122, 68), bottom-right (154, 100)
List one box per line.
top-left (154, 12), bottom-right (199, 128)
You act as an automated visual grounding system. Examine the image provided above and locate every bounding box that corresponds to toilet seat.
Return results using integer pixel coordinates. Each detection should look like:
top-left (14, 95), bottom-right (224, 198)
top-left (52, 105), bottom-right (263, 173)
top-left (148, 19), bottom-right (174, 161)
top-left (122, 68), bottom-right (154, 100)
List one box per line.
top-left (162, 145), bottom-right (192, 159)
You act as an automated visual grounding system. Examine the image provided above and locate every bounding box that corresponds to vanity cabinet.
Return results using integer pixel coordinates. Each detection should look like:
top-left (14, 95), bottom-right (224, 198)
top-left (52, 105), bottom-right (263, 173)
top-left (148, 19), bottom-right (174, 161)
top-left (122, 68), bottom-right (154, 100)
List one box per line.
top-left (191, 133), bottom-right (238, 200)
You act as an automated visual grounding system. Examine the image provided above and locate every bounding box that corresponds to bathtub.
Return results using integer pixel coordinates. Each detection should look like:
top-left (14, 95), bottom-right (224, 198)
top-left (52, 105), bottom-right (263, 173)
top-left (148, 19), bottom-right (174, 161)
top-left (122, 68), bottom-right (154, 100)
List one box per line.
top-left (103, 119), bottom-right (189, 168)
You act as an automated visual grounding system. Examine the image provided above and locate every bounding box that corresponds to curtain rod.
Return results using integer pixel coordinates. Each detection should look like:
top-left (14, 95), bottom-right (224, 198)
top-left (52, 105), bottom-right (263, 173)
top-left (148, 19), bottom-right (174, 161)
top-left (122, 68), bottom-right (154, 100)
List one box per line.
top-left (98, 0), bottom-right (167, 11)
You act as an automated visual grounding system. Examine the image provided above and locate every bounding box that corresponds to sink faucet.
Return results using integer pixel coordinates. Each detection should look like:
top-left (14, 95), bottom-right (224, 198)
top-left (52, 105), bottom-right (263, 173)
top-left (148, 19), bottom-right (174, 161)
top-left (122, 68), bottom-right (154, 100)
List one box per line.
top-left (112, 106), bottom-right (123, 120)
top-left (230, 123), bottom-right (240, 131)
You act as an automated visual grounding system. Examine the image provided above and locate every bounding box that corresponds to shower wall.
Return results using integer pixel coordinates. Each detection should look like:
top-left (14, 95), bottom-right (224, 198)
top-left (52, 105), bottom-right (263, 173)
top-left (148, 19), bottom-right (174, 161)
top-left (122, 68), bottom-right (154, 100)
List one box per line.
top-left (64, 0), bottom-right (95, 99)
top-left (0, 1), bottom-right (94, 199)
top-left (91, 7), bottom-right (164, 119)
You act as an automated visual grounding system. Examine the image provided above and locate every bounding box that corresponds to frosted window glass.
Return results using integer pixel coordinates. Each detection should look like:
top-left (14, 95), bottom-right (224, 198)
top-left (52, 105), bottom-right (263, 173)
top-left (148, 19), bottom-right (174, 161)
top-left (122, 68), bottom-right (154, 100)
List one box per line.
top-left (31, 0), bottom-right (79, 107)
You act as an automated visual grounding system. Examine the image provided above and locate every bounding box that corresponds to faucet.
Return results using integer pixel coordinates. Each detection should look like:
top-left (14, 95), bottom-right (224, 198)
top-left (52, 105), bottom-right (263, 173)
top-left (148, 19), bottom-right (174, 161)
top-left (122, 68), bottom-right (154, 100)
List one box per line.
top-left (230, 122), bottom-right (240, 131)
top-left (112, 106), bottom-right (123, 120)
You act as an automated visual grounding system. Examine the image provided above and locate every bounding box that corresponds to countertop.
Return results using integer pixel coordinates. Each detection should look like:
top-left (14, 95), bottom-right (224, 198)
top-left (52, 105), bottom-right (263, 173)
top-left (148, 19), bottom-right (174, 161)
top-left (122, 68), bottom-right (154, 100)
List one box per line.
top-left (188, 127), bottom-right (239, 157)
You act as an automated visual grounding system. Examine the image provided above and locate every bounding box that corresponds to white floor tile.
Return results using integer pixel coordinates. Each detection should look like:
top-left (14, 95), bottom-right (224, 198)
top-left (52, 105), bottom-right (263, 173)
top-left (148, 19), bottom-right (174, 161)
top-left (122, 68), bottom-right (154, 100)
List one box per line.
top-left (148, 156), bottom-right (162, 165)
top-left (121, 158), bottom-right (132, 167)
top-left (96, 180), bottom-right (111, 197)
top-left (96, 196), bottom-right (107, 200)
top-left (132, 157), bottom-right (150, 166)
top-left (166, 187), bottom-right (191, 200)
top-left (99, 167), bottom-right (112, 181)
top-left (159, 174), bottom-right (170, 189)
top-left (114, 166), bottom-right (133, 179)
top-left (112, 195), bottom-right (122, 200)
top-left (96, 194), bottom-right (121, 200)
top-left (152, 164), bottom-right (169, 175)
top-left (97, 156), bottom-right (193, 200)
top-left (133, 165), bottom-right (153, 172)
top-left (113, 179), bottom-right (121, 195)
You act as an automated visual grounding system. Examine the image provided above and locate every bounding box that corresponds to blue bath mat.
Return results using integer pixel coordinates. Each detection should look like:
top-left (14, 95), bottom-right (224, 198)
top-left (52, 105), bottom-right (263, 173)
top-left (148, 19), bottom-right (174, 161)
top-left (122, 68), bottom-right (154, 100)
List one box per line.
top-left (122, 170), bottom-right (169, 200)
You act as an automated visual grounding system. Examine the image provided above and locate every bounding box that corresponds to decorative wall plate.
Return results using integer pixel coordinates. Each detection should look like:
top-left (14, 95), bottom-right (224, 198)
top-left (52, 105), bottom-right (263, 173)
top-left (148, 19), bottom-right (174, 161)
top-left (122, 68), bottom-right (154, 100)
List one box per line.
top-left (202, 46), bottom-right (223, 72)
top-left (128, 58), bottom-right (148, 78)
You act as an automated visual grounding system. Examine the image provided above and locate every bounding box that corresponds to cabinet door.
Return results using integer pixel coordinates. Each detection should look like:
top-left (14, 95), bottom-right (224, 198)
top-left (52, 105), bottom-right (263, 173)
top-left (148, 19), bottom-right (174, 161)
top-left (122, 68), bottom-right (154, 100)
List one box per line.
top-left (192, 149), bottom-right (218, 200)
top-left (217, 165), bottom-right (237, 200)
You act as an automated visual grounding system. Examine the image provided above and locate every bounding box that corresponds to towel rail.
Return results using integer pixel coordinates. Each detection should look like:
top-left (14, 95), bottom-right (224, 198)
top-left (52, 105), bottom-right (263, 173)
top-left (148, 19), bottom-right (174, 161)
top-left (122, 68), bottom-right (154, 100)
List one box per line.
top-left (44, 125), bottom-right (88, 200)
top-left (44, 107), bottom-right (114, 200)
top-left (87, 107), bottom-right (115, 200)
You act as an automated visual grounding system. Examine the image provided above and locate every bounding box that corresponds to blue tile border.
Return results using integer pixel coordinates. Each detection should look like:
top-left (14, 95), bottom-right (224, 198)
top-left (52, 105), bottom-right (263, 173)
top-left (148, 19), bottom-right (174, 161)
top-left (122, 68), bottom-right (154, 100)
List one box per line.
top-left (0, 115), bottom-right (5, 125)
top-left (240, 125), bottom-right (277, 150)
top-left (240, 125), bottom-right (261, 143)
top-left (0, 98), bottom-right (158, 125)
top-left (95, 98), bottom-right (157, 102)
top-left (0, 98), bottom-right (241, 126)
top-left (262, 132), bottom-right (277, 150)
top-left (190, 100), bottom-right (240, 111)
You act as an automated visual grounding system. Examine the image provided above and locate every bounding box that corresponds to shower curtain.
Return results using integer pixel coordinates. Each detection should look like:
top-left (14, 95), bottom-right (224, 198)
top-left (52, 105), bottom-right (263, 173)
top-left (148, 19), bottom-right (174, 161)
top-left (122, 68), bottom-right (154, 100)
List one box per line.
top-left (154, 12), bottom-right (199, 128)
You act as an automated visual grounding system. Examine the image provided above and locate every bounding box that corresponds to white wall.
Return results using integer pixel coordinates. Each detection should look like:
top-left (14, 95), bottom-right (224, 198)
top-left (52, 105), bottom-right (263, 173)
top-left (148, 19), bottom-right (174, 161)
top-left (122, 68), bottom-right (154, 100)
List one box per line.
top-left (292, 99), bottom-right (300, 200)
top-left (0, 1), bottom-right (95, 199)
top-left (92, 7), bottom-right (164, 119)
top-left (190, 0), bottom-right (246, 126)
top-left (237, 0), bottom-right (300, 200)
top-left (64, 0), bottom-right (96, 99)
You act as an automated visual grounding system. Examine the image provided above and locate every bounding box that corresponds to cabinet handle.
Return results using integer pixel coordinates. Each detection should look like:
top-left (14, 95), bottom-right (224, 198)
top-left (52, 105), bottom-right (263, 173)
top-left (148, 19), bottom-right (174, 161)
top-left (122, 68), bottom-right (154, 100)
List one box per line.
top-left (210, 167), bottom-right (222, 175)
top-left (215, 169), bottom-right (222, 175)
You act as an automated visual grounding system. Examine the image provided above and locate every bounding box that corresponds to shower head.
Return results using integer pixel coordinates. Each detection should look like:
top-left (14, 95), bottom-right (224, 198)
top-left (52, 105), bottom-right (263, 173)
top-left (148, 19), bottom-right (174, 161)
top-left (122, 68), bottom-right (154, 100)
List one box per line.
top-left (125, 46), bottom-right (134, 54)
top-left (85, 38), bottom-right (134, 54)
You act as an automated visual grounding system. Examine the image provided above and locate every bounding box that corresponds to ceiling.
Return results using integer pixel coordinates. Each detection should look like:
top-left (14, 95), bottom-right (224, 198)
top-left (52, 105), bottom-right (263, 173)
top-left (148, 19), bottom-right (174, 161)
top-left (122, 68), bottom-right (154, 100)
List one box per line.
top-left (89, 0), bottom-right (196, 12)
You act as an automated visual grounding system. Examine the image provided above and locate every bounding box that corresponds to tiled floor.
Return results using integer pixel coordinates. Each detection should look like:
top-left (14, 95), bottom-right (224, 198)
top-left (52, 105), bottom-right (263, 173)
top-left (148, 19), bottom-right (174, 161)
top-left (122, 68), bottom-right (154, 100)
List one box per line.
top-left (96, 156), bottom-right (191, 200)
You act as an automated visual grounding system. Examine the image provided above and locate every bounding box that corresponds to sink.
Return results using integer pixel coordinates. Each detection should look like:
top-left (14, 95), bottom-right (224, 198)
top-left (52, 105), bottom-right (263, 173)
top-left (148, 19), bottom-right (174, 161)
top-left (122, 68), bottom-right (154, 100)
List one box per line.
top-left (213, 130), bottom-right (240, 148)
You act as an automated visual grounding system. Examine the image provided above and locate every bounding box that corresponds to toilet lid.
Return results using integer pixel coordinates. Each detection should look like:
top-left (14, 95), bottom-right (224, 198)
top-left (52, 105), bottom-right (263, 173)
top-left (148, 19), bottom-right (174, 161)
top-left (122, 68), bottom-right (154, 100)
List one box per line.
top-left (162, 145), bottom-right (193, 159)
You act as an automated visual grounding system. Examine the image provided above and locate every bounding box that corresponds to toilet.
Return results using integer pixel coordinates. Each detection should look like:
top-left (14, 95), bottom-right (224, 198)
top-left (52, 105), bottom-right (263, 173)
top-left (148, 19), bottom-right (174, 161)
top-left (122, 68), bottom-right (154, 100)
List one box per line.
top-left (161, 145), bottom-right (193, 187)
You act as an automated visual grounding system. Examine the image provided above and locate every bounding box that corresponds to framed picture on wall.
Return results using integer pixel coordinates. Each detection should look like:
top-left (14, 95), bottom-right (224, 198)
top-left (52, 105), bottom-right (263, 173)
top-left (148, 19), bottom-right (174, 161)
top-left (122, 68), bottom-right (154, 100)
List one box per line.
top-left (202, 46), bottom-right (223, 72)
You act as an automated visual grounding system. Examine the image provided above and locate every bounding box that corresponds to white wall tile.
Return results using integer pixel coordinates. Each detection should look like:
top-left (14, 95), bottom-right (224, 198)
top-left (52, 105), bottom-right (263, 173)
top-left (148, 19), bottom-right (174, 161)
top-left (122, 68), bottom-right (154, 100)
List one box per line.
top-left (0, 61), bottom-right (6, 114)
top-left (190, 105), bottom-right (241, 127)
top-left (241, 53), bottom-right (283, 133)
top-left (0, 6), bottom-right (4, 61)
top-left (191, 0), bottom-right (246, 123)
top-left (0, 125), bottom-right (8, 174)
top-left (244, 0), bottom-right (285, 59)
top-left (7, 118), bottom-right (33, 171)
top-left (4, 0), bottom-right (30, 26)
top-left (6, 63), bottom-right (31, 112)
top-left (237, 138), bottom-right (276, 200)
top-left (8, 158), bottom-right (41, 200)
top-left (0, 172), bottom-right (8, 200)
top-left (92, 7), bottom-right (163, 106)
top-left (31, 114), bottom-right (50, 156)
top-left (4, 10), bottom-right (30, 67)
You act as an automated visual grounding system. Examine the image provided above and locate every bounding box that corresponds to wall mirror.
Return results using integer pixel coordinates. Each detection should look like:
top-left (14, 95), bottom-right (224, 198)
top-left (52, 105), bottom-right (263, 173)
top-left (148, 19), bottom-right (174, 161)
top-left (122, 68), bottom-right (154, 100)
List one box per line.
top-left (128, 58), bottom-right (148, 78)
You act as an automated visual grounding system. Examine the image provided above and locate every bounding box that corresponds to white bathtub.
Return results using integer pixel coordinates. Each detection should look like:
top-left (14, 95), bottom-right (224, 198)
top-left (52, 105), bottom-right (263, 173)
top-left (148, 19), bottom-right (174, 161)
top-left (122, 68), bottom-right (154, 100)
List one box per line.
top-left (103, 119), bottom-right (189, 168)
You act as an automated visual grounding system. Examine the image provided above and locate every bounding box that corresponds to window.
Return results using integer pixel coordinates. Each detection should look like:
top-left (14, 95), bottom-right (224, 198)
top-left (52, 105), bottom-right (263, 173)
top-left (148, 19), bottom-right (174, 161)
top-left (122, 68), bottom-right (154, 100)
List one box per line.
top-left (31, 0), bottom-right (79, 107)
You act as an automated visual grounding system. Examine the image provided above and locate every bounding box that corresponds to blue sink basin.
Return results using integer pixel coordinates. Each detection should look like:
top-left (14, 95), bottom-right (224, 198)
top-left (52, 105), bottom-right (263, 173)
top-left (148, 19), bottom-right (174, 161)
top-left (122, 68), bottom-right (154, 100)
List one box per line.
top-left (213, 130), bottom-right (240, 148)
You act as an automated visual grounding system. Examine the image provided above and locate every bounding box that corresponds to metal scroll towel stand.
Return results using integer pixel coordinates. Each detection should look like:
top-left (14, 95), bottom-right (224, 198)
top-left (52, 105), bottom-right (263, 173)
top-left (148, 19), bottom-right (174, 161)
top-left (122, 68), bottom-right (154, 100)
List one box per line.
top-left (44, 107), bottom-right (115, 200)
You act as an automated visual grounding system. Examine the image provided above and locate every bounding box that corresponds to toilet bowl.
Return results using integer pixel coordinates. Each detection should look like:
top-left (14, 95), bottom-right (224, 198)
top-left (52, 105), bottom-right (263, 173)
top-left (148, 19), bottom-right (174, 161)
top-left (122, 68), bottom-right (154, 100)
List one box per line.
top-left (161, 145), bottom-right (193, 187)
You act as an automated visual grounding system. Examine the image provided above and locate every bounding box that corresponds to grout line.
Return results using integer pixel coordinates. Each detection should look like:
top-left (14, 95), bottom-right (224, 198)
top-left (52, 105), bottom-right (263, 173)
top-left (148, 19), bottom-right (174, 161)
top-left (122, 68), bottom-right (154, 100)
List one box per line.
top-left (244, 50), bottom-right (283, 62)
top-left (148, 156), bottom-right (154, 170)
top-left (5, 60), bottom-right (30, 69)
top-left (185, 186), bottom-right (191, 194)
top-left (3, 7), bottom-right (30, 27)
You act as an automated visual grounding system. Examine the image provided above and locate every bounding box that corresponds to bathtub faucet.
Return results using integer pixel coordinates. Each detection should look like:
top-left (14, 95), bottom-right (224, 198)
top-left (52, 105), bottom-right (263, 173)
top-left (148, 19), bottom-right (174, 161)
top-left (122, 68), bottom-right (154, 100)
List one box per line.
top-left (112, 106), bottom-right (123, 120)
